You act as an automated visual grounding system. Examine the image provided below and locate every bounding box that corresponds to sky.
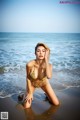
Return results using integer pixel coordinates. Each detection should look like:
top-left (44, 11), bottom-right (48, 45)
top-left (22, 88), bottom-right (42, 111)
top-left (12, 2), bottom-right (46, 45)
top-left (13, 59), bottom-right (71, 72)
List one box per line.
top-left (0, 0), bottom-right (80, 33)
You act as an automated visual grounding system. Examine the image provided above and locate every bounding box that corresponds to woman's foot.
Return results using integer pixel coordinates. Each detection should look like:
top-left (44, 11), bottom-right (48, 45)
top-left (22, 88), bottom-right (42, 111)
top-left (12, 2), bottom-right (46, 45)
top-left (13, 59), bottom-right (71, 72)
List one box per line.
top-left (18, 94), bottom-right (24, 101)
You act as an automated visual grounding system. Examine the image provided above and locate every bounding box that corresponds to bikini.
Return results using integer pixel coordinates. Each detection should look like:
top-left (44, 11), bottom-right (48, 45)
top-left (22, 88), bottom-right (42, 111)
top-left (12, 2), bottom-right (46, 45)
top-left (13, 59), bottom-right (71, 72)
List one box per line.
top-left (29, 66), bottom-right (48, 88)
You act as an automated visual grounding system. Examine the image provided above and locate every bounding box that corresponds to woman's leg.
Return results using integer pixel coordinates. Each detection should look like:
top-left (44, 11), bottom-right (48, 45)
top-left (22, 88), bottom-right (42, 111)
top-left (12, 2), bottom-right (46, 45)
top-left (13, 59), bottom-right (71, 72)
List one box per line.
top-left (41, 82), bottom-right (60, 106)
top-left (23, 85), bottom-right (35, 108)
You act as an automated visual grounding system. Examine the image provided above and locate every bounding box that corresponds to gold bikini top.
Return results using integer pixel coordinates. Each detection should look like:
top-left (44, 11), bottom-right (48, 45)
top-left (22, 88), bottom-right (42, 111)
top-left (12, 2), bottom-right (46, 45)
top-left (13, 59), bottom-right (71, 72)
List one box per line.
top-left (29, 66), bottom-right (47, 82)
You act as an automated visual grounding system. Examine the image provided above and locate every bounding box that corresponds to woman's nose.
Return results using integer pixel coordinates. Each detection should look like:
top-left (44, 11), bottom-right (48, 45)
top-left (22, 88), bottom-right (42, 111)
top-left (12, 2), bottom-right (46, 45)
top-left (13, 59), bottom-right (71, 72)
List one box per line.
top-left (40, 51), bottom-right (42, 54)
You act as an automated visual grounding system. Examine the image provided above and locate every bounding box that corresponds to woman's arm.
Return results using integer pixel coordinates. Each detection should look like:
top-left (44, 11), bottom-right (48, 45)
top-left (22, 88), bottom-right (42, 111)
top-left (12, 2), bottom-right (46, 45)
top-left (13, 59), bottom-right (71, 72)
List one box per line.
top-left (45, 50), bottom-right (52, 79)
top-left (24, 64), bottom-right (33, 102)
top-left (25, 64), bottom-right (33, 94)
top-left (27, 78), bottom-right (33, 94)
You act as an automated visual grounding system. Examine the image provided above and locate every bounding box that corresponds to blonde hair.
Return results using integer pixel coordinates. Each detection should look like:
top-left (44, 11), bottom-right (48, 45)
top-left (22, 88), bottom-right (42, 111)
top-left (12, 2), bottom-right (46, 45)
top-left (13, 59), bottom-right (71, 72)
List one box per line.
top-left (35, 43), bottom-right (50, 54)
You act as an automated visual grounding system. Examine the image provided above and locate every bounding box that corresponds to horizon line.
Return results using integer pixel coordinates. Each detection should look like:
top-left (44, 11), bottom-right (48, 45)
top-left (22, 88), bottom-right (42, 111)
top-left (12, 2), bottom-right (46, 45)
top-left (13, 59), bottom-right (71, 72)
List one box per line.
top-left (0, 32), bottom-right (80, 34)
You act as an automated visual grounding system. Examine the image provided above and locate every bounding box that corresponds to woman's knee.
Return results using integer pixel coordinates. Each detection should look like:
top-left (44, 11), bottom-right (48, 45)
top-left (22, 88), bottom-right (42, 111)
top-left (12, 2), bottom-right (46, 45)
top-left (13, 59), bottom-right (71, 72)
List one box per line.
top-left (51, 98), bottom-right (60, 106)
top-left (23, 100), bottom-right (32, 109)
top-left (41, 84), bottom-right (60, 106)
top-left (54, 100), bottom-right (60, 106)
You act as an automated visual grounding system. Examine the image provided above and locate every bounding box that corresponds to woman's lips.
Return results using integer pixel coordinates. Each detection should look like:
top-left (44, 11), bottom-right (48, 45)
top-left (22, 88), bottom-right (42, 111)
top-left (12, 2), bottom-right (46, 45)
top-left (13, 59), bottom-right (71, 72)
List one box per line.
top-left (39, 56), bottom-right (43, 57)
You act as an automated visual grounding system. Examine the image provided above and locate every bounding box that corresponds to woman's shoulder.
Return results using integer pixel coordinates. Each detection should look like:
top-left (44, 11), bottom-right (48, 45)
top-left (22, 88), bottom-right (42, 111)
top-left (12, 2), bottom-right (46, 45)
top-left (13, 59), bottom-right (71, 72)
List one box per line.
top-left (26, 60), bottom-right (35, 67)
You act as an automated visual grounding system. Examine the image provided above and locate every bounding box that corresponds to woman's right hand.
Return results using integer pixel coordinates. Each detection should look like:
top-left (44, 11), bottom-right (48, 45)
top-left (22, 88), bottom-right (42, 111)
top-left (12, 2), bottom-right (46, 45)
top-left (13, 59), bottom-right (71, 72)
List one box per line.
top-left (23, 93), bottom-right (33, 103)
top-left (45, 49), bottom-right (50, 62)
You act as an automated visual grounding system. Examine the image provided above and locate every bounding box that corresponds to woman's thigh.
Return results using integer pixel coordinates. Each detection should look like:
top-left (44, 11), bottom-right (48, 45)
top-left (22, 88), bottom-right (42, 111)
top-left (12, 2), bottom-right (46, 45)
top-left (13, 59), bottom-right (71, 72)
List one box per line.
top-left (41, 82), bottom-right (59, 105)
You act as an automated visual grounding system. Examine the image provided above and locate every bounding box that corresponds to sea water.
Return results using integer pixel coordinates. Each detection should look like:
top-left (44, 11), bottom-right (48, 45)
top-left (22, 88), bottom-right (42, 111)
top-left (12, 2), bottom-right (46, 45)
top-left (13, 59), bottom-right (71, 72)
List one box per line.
top-left (0, 33), bottom-right (80, 98)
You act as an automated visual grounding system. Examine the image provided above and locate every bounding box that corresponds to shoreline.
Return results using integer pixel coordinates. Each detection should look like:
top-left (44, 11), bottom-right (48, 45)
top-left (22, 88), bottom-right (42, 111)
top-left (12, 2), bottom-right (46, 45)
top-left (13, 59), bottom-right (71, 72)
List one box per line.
top-left (0, 87), bottom-right (80, 120)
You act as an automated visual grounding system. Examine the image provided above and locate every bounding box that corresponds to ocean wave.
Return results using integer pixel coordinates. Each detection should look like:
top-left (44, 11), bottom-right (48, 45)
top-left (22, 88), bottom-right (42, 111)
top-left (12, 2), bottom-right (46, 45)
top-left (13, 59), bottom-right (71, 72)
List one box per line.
top-left (0, 65), bottom-right (26, 74)
top-left (0, 85), bottom-right (80, 99)
top-left (0, 82), bottom-right (25, 98)
top-left (51, 80), bottom-right (80, 91)
top-left (55, 68), bottom-right (80, 76)
top-left (0, 93), bottom-right (16, 98)
top-left (0, 66), bottom-right (5, 74)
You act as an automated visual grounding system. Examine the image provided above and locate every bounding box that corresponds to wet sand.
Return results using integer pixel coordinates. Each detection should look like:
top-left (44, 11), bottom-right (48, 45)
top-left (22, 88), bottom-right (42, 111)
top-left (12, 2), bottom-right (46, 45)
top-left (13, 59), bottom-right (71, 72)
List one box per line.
top-left (0, 87), bottom-right (80, 120)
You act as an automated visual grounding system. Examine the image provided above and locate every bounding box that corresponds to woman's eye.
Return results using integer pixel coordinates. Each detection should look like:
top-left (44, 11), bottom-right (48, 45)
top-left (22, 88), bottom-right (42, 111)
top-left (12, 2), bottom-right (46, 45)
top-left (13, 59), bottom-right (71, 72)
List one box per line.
top-left (43, 50), bottom-right (45, 52)
top-left (37, 50), bottom-right (40, 52)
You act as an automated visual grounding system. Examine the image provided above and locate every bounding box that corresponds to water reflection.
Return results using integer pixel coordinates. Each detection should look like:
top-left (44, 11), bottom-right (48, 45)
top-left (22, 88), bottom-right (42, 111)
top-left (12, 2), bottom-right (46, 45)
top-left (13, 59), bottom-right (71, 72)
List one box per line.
top-left (24, 103), bottom-right (59, 120)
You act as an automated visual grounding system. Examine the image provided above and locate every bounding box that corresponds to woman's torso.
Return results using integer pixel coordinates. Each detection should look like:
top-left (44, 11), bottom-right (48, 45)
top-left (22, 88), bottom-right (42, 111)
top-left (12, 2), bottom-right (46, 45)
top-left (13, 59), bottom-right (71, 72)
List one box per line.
top-left (28, 60), bottom-right (46, 81)
top-left (27, 60), bottom-right (49, 88)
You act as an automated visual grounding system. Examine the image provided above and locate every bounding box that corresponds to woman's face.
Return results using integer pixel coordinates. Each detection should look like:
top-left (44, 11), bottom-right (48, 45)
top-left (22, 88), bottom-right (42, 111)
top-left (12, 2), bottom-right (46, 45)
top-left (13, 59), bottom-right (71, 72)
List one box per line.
top-left (35, 46), bottom-right (46, 60)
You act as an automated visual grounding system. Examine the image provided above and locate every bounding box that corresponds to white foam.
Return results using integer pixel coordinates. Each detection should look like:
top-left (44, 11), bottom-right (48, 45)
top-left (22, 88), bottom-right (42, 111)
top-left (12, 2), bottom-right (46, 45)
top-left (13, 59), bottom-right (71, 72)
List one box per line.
top-left (0, 93), bottom-right (15, 98)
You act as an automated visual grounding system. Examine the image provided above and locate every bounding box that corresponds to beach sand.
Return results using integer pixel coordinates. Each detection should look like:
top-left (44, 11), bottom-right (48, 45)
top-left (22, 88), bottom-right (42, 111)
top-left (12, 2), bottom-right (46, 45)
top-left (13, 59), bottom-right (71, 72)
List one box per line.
top-left (0, 87), bottom-right (80, 120)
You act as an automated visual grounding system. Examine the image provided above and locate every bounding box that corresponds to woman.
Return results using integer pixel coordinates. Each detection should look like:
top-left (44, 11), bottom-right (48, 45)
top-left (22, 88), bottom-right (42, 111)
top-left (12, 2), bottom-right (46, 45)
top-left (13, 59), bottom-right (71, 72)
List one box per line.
top-left (22, 43), bottom-right (59, 108)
